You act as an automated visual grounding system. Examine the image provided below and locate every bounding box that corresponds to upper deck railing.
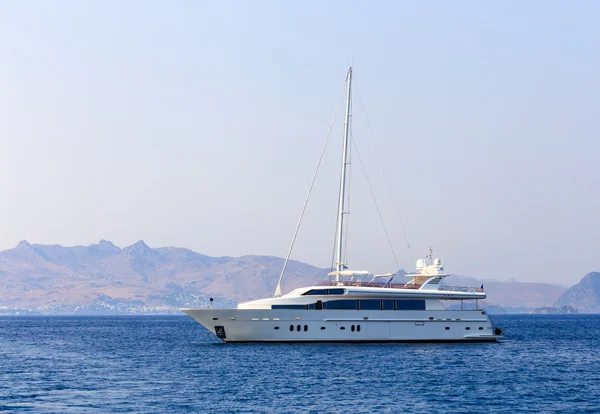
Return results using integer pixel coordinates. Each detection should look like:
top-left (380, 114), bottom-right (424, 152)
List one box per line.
top-left (315, 280), bottom-right (484, 293)
top-left (438, 286), bottom-right (484, 293)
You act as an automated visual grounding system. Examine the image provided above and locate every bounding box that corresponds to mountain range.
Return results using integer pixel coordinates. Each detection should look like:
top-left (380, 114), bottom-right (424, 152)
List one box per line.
top-left (0, 240), bottom-right (597, 314)
top-left (0, 240), bottom-right (325, 314)
top-left (554, 272), bottom-right (600, 313)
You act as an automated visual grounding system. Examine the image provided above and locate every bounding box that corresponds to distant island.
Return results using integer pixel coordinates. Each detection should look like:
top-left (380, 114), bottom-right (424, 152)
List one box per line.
top-left (523, 305), bottom-right (579, 314)
top-left (0, 240), bottom-right (598, 315)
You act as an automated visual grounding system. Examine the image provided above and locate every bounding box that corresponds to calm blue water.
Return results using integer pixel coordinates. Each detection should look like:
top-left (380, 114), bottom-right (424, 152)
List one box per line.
top-left (0, 315), bottom-right (599, 413)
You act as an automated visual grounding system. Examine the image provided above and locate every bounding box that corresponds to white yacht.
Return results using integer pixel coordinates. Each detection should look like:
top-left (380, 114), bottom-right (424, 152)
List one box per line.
top-left (183, 68), bottom-right (503, 343)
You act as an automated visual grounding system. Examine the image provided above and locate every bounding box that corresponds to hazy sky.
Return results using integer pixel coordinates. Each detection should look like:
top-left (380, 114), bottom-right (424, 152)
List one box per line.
top-left (0, 1), bottom-right (598, 285)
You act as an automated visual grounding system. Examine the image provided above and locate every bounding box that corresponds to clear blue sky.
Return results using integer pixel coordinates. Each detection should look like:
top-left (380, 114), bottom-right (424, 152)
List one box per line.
top-left (0, 1), bottom-right (598, 285)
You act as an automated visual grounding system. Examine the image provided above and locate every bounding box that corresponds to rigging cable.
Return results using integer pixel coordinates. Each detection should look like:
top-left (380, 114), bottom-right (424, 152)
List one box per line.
top-left (274, 81), bottom-right (346, 297)
top-left (350, 130), bottom-right (401, 272)
top-left (355, 84), bottom-right (413, 261)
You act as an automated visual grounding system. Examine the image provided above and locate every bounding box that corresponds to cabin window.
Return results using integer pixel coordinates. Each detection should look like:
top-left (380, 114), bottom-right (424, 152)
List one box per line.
top-left (320, 327), bottom-right (326, 330)
top-left (465, 327), bottom-right (471, 330)
top-left (302, 288), bottom-right (346, 296)
top-left (351, 325), bottom-right (355, 332)
top-left (479, 327), bottom-right (484, 330)
top-left (395, 300), bottom-right (426, 310)
top-left (445, 327), bottom-right (450, 330)
top-left (303, 325), bottom-right (308, 332)
top-left (303, 289), bottom-right (328, 296)
top-left (357, 325), bottom-right (361, 332)
top-left (272, 304), bottom-right (306, 310)
top-left (324, 300), bottom-right (358, 310)
top-left (289, 325), bottom-right (294, 332)
top-left (340, 326), bottom-right (346, 330)
top-left (307, 304), bottom-right (315, 309)
top-left (382, 300), bottom-right (394, 310)
top-left (296, 325), bottom-right (301, 332)
top-left (316, 301), bottom-right (323, 310)
top-left (274, 327), bottom-right (280, 330)
top-left (359, 299), bottom-right (381, 310)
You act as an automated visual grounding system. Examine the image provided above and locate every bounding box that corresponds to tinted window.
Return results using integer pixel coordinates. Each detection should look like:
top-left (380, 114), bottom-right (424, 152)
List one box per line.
top-left (325, 300), bottom-right (358, 310)
top-left (307, 303), bottom-right (315, 309)
top-left (327, 289), bottom-right (345, 295)
top-left (303, 289), bottom-right (328, 296)
top-left (272, 304), bottom-right (306, 310)
top-left (395, 300), bottom-right (426, 310)
top-left (359, 299), bottom-right (381, 310)
top-left (382, 300), bottom-right (394, 310)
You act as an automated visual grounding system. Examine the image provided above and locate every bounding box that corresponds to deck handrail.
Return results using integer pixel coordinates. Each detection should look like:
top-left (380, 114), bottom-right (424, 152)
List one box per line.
top-left (315, 280), bottom-right (484, 293)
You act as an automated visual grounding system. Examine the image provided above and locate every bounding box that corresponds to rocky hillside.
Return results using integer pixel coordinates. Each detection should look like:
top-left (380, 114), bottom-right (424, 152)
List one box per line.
top-left (554, 272), bottom-right (600, 313)
top-left (0, 240), bottom-right (326, 314)
top-left (0, 240), bottom-right (592, 315)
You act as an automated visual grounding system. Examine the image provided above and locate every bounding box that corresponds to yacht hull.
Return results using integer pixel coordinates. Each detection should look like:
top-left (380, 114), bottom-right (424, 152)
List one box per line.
top-left (182, 308), bottom-right (502, 342)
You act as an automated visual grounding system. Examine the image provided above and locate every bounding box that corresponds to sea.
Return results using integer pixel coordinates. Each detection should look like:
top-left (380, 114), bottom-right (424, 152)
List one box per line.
top-left (0, 315), bottom-right (598, 413)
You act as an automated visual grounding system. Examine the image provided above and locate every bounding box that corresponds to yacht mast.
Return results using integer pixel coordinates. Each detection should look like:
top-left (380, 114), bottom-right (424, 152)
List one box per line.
top-left (335, 67), bottom-right (352, 276)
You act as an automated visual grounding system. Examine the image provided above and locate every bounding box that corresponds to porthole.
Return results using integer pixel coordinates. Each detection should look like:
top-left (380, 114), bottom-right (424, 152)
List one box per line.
top-left (212, 317), bottom-right (218, 320)
top-left (351, 325), bottom-right (355, 332)
top-left (429, 317), bottom-right (434, 320)
top-left (320, 327), bottom-right (326, 330)
top-left (296, 325), bottom-right (301, 332)
top-left (340, 326), bottom-right (346, 330)
top-left (274, 326), bottom-right (280, 330)
top-left (465, 327), bottom-right (471, 330)
top-left (289, 325), bottom-right (294, 332)
top-left (479, 327), bottom-right (484, 330)
top-left (445, 327), bottom-right (450, 330)
top-left (304, 325), bottom-right (308, 332)
top-left (357, 325), bottom-right (361, 332)
top-left (481, 311), bottom-right (486, 315)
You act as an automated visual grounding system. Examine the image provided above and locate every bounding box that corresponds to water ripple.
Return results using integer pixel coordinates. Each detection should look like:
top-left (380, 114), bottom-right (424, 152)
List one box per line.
top-left (0, 315), bottom-right (599, 412)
